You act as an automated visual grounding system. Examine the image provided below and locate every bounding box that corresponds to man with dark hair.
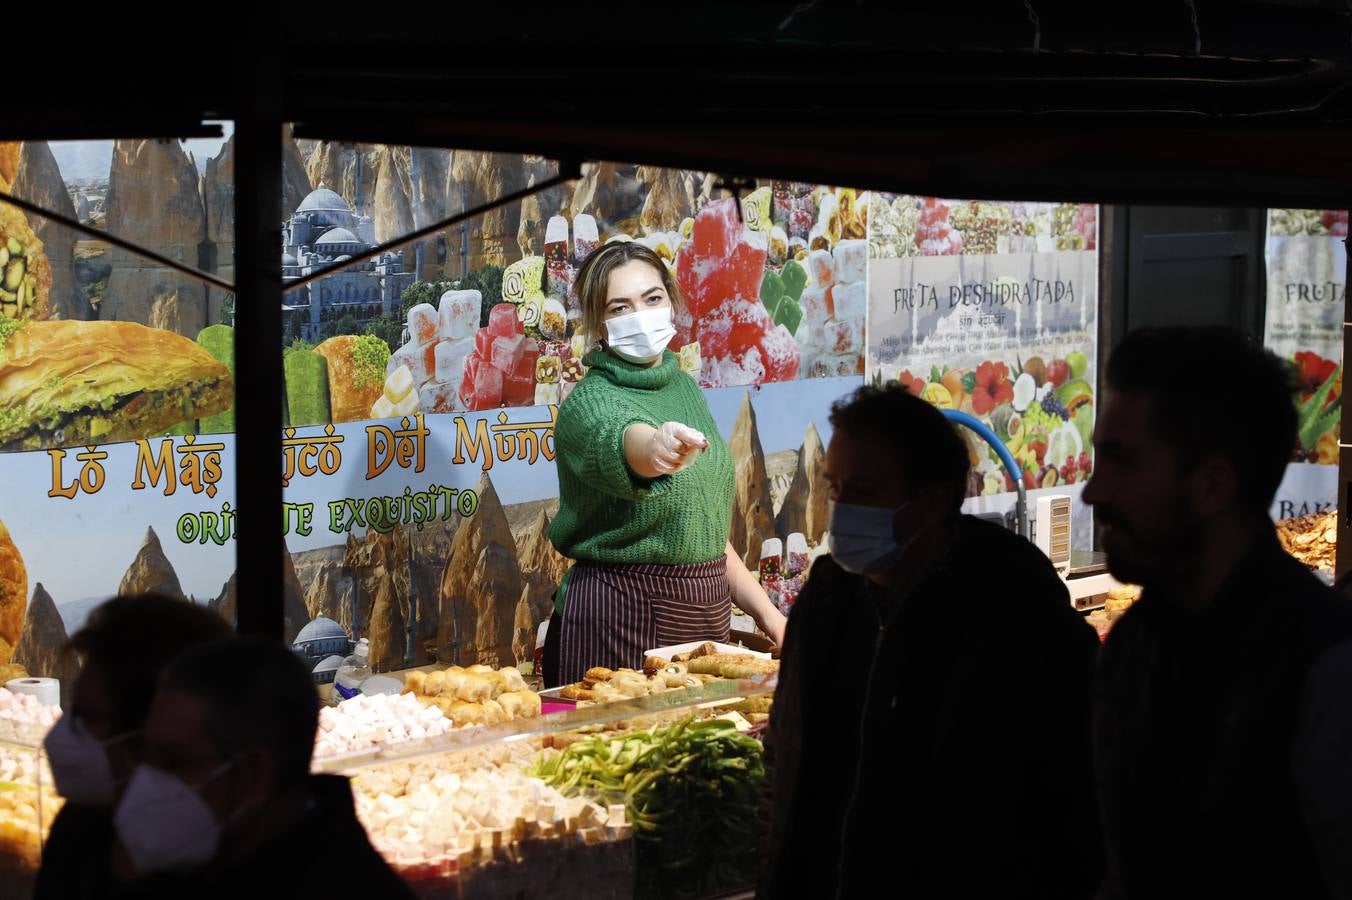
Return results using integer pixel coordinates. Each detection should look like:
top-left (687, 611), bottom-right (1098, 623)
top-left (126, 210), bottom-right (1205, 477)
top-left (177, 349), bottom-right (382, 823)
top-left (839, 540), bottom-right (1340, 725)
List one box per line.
top-left (762, 383), bottom-right (1102, 900)
top-left (108, 636), bottom-right (413, 898)
top-left (1085, 326), bottom-right (1352, 899)
top-left (35, 593), bottom-right (231, 899)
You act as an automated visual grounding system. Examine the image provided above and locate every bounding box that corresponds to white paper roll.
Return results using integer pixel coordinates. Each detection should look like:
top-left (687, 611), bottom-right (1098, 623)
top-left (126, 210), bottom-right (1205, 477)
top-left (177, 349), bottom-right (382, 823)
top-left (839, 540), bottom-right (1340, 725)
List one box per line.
top-left (6, 677), bottom-right (60, 709)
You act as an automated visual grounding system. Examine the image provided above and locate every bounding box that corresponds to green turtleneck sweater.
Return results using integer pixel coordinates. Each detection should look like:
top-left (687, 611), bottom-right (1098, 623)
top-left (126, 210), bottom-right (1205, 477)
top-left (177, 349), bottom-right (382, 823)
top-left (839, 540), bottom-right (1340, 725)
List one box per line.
top-left (549, 349), bottom-right (734, 611)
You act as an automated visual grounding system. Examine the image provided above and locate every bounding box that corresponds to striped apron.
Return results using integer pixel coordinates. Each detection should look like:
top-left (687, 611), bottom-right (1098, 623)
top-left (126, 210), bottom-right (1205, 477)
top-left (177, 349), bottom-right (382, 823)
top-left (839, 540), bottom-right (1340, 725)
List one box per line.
top-left (555, 558), bottom-right (732, 687)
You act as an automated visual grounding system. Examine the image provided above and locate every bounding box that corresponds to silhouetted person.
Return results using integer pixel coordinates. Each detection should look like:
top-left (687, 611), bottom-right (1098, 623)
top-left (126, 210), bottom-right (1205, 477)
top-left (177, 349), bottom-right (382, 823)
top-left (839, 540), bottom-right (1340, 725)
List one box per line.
top-left (1084, 327), bottom-right (1352, 899)
top-left (35, 593), bottom-right (231, 899)
top-left (108, 636), bottom-right (413, 899)
top-left (762, 384), bottom-right (1103, 900)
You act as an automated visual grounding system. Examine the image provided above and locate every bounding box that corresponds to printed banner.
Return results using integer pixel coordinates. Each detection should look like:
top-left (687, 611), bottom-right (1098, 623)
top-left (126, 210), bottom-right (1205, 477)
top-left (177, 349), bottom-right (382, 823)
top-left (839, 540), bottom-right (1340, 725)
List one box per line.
top-left (0, 133), bottom-right (237, 687)
top-left (0, 373), bottom-right (857, 679)
top-left (1263, 208), bottom-right (1346, 529)
top-left (282, 165), bottom-right (868, 425)
top-left (867, 197), bottom-right (1100, 549)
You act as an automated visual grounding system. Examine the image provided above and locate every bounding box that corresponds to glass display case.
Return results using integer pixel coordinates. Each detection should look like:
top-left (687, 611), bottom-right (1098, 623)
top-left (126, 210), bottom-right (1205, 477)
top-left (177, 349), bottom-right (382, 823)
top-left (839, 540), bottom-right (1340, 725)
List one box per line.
top-left (0, 716), bottom-right (59, 900)
top-left (314, 676), bottom-right (776, 900)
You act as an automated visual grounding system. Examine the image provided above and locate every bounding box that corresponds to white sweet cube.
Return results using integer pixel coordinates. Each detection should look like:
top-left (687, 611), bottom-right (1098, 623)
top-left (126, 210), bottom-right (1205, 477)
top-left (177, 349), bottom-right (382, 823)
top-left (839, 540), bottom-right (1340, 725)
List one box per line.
top-left (385, 365), bottom-right (415, 403)
top-left (407, 303), bottom-right (439, 347)
top-left (435, 338), bottom-right (472, 385)
top-left (418, 380), bottom-right (457, 414)
top-left (371, 395), bottom-right (396, 419)
top-left (534, 382), bottom-right (561, 407)
top-left (490, 334), bottom-right (526, 374)
top-left (807, 352), bottom-right (862, 378)
top-left (438, 290), bottom-right (482, 340)
top-left (391, 391), bottom-right (420, 417)
top-left (799, 286), bottom-right (831, 332)
top-left (390, 340), bottom-right (433, 386)
top-left (833, 281), bottom-right (867, 320)
top-left (807, 248), bottom-right (833, 286)
top-left (832, 239), bottom-right (868, 283)
top-left (823, 318), bottom-right (861, 354)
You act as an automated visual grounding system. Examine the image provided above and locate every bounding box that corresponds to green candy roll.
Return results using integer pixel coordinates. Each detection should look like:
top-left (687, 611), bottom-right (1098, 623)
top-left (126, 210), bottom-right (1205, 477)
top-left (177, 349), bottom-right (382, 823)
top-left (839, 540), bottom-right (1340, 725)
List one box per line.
top-left (774, 297), bottom-right (803, 337)
top-left (760, 270), bottom-right (785, 317)
top-left (196, 324), bottom-right (235, 433)
top-left (780, 259), bottom-right (808, 302)
top-left (284, 347), bottom-right (330, 427)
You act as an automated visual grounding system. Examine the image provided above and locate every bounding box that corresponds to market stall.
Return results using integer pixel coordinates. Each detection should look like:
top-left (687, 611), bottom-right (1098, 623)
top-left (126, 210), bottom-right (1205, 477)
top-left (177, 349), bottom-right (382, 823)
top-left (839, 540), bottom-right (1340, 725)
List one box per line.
top-left (0, 6), bottom-right (1348, 897)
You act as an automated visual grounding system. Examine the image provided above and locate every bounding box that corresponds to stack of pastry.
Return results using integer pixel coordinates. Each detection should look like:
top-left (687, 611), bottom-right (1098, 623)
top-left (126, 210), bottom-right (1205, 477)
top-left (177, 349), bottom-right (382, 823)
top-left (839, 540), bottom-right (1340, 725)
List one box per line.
top-left (1105, 585), bottom-right (1141, 623)
top-left (560, 663), bottom-right (711, 704)
top-left (1088, 584), bottom-right (1143, 642)
top-left (1276, 511), bottom-right (1337, 572)
top-left (403, 665), bottom-right (542, 727)
top-left (726, 695), bottom-right (774, 726)
top-left (662, 642), bottom-right (780, 679)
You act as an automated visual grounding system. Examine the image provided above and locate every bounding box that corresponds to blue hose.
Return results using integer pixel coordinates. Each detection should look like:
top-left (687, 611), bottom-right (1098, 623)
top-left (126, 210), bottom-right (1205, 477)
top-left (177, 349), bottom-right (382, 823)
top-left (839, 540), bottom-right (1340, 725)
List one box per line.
top-left (941, 408), bottom-right (1029, 538)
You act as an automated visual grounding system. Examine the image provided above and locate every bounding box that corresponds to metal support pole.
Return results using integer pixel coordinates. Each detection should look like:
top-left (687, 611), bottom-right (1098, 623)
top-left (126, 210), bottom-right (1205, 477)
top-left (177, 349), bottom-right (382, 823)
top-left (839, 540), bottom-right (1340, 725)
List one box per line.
top-left (1338, 228), bottom-right (1351, 586)
top-left (233, 62), bottom-right (285, 639)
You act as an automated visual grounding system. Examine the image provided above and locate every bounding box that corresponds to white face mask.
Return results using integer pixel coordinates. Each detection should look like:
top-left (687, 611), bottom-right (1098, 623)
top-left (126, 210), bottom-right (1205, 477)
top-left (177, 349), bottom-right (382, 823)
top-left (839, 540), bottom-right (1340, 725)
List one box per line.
top-left (114, 762), bottom-right (233, 874)
top-left (604, 306), bottom-right (676, 364)
top-left (828, 500), bottom-right (920, 576)
top-left (44, 714), bottom-right (132, 806)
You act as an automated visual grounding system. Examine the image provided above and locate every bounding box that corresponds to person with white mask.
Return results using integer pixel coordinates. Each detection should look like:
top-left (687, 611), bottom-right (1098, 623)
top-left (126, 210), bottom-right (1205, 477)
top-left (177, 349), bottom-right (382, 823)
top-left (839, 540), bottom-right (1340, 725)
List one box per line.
top-left (106, 636), bottom-right (413, 899)
top-left (544, 241), bottom-right (785, 686)
top-left (760, 383), bottom-right (1103, 900)
top-left (34, 592), bottom-right (229, 900)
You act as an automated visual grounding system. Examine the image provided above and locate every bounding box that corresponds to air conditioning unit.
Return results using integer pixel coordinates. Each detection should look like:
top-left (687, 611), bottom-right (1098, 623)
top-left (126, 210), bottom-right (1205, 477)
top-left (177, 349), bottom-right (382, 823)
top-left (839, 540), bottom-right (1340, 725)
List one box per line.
top-left (1034, 495), bottom-right (1072, 575)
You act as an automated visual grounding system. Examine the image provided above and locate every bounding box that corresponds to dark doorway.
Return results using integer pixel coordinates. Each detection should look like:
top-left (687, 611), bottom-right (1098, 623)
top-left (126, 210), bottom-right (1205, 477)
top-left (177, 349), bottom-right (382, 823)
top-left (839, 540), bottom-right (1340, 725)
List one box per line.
top-left (1107, 206), bottom-right (1266, 344)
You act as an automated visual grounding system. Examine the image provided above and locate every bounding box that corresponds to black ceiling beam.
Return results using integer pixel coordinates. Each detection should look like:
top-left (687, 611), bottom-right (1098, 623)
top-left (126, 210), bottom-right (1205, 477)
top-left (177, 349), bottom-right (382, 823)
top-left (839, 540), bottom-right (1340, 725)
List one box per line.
top-left (288, 113), bottom-right (1351, 208)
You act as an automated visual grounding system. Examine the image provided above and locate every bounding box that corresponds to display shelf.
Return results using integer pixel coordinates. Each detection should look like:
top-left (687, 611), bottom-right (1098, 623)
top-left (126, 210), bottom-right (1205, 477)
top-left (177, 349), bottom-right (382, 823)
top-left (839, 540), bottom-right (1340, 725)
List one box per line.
top-left (314, 674), bottom-right (777, 774)
top-left (323, 676), bottom-right (778, 900)
top-left (0, 721), bottom-right (59, 900)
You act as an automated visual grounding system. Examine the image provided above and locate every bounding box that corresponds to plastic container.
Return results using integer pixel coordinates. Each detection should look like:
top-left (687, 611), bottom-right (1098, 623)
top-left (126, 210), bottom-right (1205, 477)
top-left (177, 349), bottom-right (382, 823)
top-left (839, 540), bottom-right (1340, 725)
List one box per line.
top-left (331, 638), bottom-right (371, 704)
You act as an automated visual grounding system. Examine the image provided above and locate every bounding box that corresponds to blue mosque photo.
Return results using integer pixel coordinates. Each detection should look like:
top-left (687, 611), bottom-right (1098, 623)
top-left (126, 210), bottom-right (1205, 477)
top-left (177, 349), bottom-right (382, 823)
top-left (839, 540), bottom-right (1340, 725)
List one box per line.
top-left (282, 187), bottom-right (416, 341)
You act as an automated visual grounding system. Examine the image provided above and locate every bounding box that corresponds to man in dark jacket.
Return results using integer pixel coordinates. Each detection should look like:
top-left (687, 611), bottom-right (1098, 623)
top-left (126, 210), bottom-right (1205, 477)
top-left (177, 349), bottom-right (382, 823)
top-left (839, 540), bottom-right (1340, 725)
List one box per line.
top-left (106, 636), bottom-right (414, 899)
top-left (762, 384), bottom-right (1103, 900)
top-left (1084, 327), bottom-right (1352, 900)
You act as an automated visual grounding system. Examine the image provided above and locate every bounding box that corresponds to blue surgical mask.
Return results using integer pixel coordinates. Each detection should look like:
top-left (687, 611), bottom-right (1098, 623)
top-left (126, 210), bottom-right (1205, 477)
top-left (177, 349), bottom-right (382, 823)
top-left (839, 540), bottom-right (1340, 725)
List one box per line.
top-left (828, 500), bottom-right (920, 576)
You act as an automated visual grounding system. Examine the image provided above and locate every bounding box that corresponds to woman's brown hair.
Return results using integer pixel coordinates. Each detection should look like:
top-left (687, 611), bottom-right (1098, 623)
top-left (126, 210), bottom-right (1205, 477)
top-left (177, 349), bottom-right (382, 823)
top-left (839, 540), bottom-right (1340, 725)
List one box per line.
top-left (574, 241), bottom-right (685, 346)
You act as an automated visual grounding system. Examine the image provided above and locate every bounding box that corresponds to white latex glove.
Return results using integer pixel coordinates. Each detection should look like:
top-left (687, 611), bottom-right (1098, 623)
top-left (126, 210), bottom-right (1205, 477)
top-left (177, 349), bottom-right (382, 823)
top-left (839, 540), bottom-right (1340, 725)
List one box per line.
top-left (649, 421), bottom-right (709, 474)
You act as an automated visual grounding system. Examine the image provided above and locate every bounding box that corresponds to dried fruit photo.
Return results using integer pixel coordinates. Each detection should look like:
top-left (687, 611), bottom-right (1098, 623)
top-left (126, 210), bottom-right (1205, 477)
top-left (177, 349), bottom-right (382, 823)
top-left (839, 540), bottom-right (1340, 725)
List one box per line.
top-left (870, 196), bottom-right (1097, 258)
top-left (901, 351), bottom-right (1095, 497)
top-left (1289, 351), bottom-right (1341, 464)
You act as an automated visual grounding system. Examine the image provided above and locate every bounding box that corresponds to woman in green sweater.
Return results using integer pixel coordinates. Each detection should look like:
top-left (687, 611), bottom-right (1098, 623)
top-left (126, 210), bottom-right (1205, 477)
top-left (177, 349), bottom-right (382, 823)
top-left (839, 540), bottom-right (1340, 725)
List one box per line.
top-left (543, 242), bottom-right (786, 686)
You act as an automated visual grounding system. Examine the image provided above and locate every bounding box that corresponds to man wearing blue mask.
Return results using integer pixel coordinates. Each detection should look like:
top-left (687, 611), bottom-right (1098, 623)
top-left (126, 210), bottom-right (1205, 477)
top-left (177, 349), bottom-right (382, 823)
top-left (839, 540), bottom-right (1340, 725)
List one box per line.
top-left (761, 383), bottom-right (1102, 900)
top-left (106, 637), bottom-right (413, 899)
